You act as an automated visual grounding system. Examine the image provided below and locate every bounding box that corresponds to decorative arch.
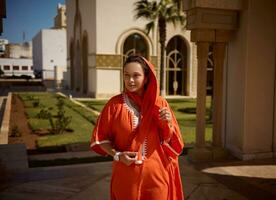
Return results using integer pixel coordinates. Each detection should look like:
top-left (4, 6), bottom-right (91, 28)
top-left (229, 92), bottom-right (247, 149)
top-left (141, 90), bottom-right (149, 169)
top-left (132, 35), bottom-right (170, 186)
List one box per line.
top-left (71, 0), bottom-right (84, 92)
top-left (122, 33), bottom-right (149, 62)
top-left (166, 35), bottom-right (189, 95)
top-left (116, 28), bottom-right (153, 58)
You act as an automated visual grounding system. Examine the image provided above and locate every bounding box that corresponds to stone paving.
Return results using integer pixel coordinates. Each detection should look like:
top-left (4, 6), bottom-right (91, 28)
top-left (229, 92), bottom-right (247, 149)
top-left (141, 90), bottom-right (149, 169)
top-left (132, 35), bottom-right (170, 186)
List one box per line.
top-left (0, 155), bottom-right (264, 200)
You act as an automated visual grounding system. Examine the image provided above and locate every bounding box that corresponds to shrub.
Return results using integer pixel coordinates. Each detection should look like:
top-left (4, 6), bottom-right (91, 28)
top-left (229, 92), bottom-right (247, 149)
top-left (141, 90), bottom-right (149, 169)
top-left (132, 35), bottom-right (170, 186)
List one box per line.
top-left (32, 98), bottom-right (40, 107)
top-left (10, 125), bottom-right (21, 137)
top-left (49, 97), bottom-right (72, 135)
top-left (36, 108), bottom-right (52, 119)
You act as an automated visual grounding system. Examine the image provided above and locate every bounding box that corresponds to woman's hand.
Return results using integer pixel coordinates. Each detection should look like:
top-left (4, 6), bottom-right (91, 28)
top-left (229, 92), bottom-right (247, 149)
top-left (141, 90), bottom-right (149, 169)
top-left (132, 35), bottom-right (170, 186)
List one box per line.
top-left (159, 107), bottom-right (174, 141)
top-left (159, 107), bottom-right (172, 124)
top-left (119, 151), bottom-right (138, 166)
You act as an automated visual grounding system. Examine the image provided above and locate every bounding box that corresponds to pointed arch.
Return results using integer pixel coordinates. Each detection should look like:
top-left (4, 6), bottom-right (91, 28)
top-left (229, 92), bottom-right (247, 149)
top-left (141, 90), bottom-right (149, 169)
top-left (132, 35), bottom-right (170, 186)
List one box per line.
top-left (116, 28), bottom-right (153, 59)
top-left (72, 0), bottom-right (83, 92)
top-left (75, 40), bottom-right (81, 91)
top-left (82, 31), bottom-right (89, 94)
top-left (70, 39), bottom-right (75, 90)
top-left (166, 35), bottom-right (188, 95)
top-left (122, 32), bottom-right (149, 62)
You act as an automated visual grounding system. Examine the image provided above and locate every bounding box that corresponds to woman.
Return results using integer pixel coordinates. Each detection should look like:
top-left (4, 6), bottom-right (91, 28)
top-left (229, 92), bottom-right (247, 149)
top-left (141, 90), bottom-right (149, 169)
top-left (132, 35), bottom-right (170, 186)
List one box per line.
top-left (90, 55), bottom-right (184, 200)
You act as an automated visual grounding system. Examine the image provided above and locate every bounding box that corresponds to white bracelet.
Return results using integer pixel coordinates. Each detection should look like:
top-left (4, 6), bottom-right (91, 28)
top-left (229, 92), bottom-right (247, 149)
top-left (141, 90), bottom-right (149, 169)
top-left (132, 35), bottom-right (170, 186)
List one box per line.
top-left (113, 152), bottom-right (122, 161)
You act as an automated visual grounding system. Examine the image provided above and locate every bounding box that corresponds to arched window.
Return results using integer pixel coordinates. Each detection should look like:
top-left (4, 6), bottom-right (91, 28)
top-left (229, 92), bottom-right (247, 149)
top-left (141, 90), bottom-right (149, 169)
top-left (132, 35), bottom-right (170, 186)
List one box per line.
top-left (123, 33), bottom-right (148, 61)
top-left (166, 36), bottom-right (188, 95)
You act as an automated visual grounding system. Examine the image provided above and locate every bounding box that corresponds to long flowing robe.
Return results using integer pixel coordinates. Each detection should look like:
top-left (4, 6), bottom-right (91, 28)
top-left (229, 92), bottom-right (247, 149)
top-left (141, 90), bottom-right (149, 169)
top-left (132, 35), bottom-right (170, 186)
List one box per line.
top-left (90, 58), bottom-right (184, 200)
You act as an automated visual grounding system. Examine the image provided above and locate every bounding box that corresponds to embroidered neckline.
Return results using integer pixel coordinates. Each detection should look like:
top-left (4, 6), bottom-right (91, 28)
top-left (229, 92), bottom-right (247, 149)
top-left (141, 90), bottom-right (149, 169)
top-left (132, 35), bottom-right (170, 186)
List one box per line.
top-left (122, 93), bottom-right (148, 161)
top-left (122, 93), bottom-right (140, 130)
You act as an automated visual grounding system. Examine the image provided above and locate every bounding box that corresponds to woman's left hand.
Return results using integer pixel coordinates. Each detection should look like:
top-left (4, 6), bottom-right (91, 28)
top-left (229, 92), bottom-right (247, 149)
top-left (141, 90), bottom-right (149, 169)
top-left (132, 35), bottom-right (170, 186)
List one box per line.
top-left (159, 107), bottom-right (172, 124)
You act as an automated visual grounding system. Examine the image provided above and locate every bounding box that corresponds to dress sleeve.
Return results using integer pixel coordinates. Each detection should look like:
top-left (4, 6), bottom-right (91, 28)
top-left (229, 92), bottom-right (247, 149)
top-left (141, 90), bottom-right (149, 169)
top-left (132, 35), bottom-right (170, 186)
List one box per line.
top-left (157, 98), bottom-right (184, 159)
top-left (90, 101), bottom-right (114, 156)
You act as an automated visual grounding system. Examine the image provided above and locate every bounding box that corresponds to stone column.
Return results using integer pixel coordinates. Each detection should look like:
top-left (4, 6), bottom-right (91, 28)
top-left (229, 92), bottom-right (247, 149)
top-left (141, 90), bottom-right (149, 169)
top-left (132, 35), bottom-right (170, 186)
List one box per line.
top-left (183, 0), bottom-right (242, 161)
top-left (212, 42), bottom-right (226, 147)
top-left (195, 42), bottom-right (209, 148)
top-left (188, 41), bottom-right (213, 161)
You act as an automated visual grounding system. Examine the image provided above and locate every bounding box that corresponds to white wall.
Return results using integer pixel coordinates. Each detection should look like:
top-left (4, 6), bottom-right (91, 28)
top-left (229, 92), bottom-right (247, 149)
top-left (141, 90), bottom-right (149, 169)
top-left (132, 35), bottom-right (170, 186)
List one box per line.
top-left (96, 69), bottom-right (121, 98)
top-left (226, 0), bottom-right (276, 159)
top-left (41, 29), bottom-right (67, 71)
top-left (96, 0), bottom-right (152, 54)
top-left (7, 42), bottom-right (32, 59)
top-left (33, 29), bottom-right (67, 80)
top-left (79, 0), bottom-right (96, 54)
top-left (225, 8), bottom-right (247, 155)
top-left (37, 29), bottom-right (66, 80)
top-left (32, 31), bottom-right (43, 71)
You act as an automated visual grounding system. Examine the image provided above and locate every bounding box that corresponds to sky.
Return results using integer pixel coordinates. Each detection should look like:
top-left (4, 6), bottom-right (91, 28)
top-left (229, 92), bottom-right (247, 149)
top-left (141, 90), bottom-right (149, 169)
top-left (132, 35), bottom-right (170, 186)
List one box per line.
top-left (0, 0), bottom-right (65, 43)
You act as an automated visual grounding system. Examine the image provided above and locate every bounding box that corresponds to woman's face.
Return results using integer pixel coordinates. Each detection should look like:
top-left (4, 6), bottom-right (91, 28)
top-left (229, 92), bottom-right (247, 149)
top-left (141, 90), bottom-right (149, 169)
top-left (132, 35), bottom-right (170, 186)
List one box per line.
top-left (123, 62), bottom-right (147, 96)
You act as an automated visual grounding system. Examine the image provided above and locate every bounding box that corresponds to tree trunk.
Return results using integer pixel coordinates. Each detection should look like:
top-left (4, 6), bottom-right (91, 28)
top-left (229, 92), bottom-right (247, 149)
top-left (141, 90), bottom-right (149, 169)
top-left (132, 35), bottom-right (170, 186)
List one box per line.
top-left (159, 18), bottom-right (166, 97)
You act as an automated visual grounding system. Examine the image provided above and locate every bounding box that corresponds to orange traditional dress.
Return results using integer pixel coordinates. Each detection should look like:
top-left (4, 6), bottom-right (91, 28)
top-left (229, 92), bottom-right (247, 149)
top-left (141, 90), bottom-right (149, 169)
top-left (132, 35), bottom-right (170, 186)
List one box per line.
top-left (90, 58), bottom-right (184, 200)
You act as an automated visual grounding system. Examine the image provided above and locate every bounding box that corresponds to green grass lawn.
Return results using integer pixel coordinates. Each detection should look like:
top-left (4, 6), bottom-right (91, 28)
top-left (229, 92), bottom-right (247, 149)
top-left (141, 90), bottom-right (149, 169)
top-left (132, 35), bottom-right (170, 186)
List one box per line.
top-left (18, 92), bottom-right (96, 148)
top-left (82, 100), bottom-right (107, 112)
top-left (166, 98), bottom-right (212, 144)
top-left (18, 92), bottom-right (213, 149)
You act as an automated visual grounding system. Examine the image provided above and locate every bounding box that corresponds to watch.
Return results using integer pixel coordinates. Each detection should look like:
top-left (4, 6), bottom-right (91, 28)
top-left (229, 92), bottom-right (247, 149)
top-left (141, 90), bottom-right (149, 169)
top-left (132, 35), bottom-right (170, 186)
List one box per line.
top-left (113, 152), bottom-right (121, 161)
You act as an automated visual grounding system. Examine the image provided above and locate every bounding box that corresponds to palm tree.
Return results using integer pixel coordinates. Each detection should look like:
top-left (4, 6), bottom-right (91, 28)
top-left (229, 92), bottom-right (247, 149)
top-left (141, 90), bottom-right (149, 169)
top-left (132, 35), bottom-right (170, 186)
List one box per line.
top-left (134, 0), bottom-right (185, 96)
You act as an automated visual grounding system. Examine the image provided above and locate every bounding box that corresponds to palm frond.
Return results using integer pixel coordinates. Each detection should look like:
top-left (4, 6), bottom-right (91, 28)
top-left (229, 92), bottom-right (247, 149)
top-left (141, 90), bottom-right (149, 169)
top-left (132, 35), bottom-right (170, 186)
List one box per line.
top-left (134, 0), bottom-right (155, 20)
top-left (145, 21), bottom-right (155, 34)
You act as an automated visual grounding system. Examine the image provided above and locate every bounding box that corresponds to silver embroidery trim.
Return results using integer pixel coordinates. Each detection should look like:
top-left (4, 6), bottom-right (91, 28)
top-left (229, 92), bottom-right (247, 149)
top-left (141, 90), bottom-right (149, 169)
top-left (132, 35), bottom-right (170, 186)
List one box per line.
top-left (142, 136), bottom-right (148, 160)
top-left (122, 93), bottom-right (140, 129)
top-left (122, 93), bottom-right (147, 161)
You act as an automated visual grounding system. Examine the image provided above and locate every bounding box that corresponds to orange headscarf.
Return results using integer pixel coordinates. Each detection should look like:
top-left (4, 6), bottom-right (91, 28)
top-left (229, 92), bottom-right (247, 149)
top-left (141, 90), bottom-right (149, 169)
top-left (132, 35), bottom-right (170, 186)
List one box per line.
top-left (125, 57), bottom-right (159, 152)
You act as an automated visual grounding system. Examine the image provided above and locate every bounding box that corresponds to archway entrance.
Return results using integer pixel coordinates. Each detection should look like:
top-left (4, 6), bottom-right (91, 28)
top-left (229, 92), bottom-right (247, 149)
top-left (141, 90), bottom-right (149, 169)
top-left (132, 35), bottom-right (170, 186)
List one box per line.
top-left (166, 36), bottom-right (188, 95)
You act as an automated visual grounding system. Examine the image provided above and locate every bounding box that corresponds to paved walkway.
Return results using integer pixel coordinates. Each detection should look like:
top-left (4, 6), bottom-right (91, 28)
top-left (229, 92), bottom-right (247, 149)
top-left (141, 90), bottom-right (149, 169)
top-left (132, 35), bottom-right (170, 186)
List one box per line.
top-left (1, 155), bottom-right (276, 200)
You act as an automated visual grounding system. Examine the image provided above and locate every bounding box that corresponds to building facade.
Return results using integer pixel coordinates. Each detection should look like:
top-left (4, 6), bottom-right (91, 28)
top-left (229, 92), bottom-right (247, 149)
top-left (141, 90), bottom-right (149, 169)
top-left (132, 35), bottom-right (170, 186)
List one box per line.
top-left (0, 41), bottom-right (34, 78)
top-left (183, 0), bottom-right (276, 160)
top-left (5, 42), bottom-right (32, 59)
top-left (225, 0), bottom-right (276, 160)
top-left (0, 58), bottom-right (34, 78)
top-left (66, 0), bottom-right (197, 98)
top-left (0, 38), bottom-right (8, 56)
top-left (32, 4), bottom-right (67, 88)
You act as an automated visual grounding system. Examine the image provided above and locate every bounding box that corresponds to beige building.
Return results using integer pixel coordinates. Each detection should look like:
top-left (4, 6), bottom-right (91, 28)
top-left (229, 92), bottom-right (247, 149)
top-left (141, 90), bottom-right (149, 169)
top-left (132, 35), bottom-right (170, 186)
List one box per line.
top-left (32, 4), bottom-right (67, 88)
top-left (184, 0), bottom-right (276, 160)
top-left (65, 0), bottom-right (198, 98)
top-left (5, 42), bottom-right (32, 59)
top-left (54, 4), bottom-right (66, 30)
